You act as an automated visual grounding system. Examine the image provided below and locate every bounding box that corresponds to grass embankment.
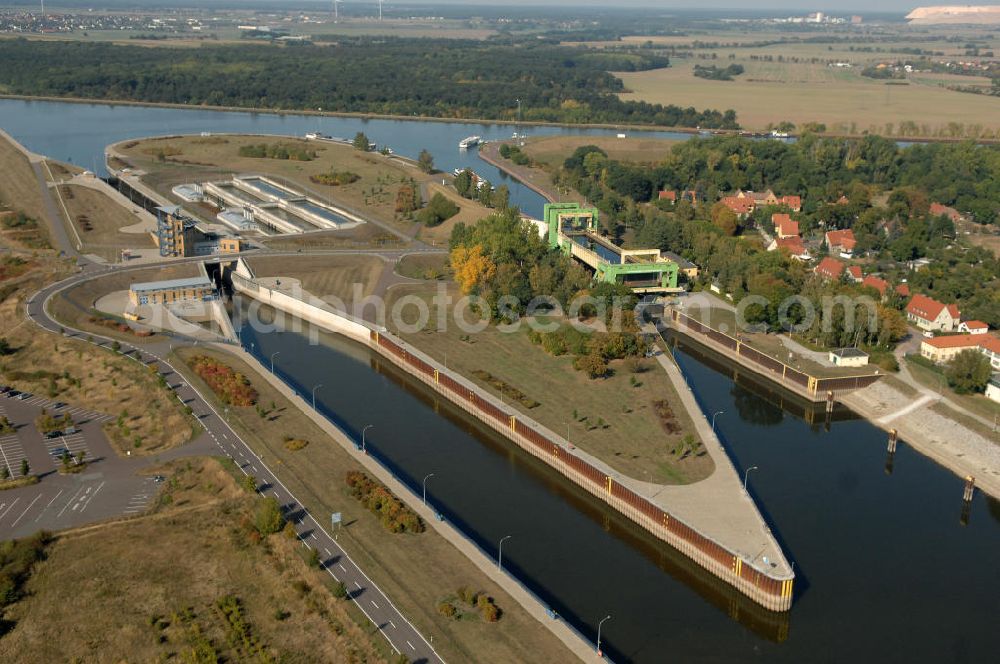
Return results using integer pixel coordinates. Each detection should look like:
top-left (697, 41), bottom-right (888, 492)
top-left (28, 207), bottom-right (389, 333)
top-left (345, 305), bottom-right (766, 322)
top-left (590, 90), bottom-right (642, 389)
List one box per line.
top-left (395, 253), bottom-right (449, 281)
top-left (416, 182), bottom-right (493, 247)
top-left (115, 134), bottom-right (434, 237)
top-left (0, 457), bottom-right (393, 663)
top-left (906, 357), bottom-right (1000, 429)
top-left (0, 134), bottom-right (195, 456)
top-left (246, 254), bottom-right (385, 308)
top-left (58, 183), bottom-right (155, 261)
top-left (0, 134), bottom-right (53, 252)
top-left (170, 345), bottom-right (574, 664)
top-left (387, 282), bottom-right (712, 484)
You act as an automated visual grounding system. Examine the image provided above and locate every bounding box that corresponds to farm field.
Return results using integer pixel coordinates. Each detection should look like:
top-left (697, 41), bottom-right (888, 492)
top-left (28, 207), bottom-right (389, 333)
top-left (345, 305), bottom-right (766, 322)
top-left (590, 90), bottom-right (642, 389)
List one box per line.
top-left (616, 59), bottom-right (1000, 134)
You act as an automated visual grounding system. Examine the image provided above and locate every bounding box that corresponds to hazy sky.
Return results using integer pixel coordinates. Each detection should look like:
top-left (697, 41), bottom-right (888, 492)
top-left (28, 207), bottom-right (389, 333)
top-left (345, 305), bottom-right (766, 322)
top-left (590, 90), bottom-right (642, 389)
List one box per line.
top-left (407, 0), bottom-right (917, 12)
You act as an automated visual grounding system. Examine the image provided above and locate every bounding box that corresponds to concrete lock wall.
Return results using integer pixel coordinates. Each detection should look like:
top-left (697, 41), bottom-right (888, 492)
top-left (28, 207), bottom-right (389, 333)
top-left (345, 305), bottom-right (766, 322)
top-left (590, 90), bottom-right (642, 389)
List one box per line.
top-left (235, 270), bottom-right (793, 612)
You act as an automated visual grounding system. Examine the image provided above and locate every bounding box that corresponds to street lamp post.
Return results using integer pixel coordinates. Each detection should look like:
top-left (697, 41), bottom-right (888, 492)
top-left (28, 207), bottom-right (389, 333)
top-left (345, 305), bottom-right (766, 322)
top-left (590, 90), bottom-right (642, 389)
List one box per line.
top-left (311, 384), bottom-right (323, 410)
top-left (270, 351), bottom-right (281, 374)
top-left (743, 465), bottom-right (759, 492)
top-left (712, 410), bottom-right (725, 432)
top-left (362, 424), bottom-right (373, 453)
top-left (597, 615), bottom-right (612, 658)
top-left (422, 473), bottom-right (435, 504)
top-left (498, 534), bottom-right (512, 570)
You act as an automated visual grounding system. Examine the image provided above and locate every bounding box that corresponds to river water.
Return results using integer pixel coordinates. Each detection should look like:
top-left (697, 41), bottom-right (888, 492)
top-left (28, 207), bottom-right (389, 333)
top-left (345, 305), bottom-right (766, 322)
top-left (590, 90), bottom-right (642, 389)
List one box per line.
top-left (0, 98), bottom-right (694, 218)
top-left (2, 99), bottom-right (998, 662)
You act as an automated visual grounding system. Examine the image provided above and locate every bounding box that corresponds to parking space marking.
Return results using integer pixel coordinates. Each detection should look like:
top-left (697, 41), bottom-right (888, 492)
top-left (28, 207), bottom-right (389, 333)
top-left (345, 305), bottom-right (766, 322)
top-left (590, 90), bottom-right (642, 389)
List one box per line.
top-left (10, 493), bottom-right (42, 527)
top-left (42, 433), bottom-right (90, 468)
top-left (0, 497), bottom-right (20, 521)
top-left (0, 434), bottom-right (27, 477)
top-left (35, 489), bottom-right (63, 522)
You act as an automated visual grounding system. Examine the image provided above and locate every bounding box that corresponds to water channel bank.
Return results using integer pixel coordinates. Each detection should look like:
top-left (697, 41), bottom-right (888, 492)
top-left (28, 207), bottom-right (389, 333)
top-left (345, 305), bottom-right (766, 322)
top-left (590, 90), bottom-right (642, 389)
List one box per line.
top-left (229, 259), bottom-right (794, 612)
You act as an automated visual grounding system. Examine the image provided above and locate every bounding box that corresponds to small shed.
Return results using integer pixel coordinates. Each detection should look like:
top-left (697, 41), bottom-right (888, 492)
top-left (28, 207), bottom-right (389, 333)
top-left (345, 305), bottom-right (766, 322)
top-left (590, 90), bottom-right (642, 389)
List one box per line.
top-left (829, 347), bottom-right (869, 367)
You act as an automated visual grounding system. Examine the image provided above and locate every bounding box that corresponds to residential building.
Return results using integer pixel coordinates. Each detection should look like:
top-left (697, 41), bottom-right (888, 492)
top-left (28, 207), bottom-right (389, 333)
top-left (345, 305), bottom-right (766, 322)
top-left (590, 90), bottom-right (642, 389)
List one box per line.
top-left (981, 336), bottom-right (1000, 370)
top-left (986, 375), bottom-right (1000, 404)
top-left (896, 283), bottom-right (911, 298)
top-left (825, 229), bottom-right (857, 258)
top-left (768, 236), bottom-right (811, 261)
top-left (958, 320), bottom-right (989, 335)
top-left (919, 335), bottom-right (982, 363)
top-left (658, 190), bottom-right (677, 204)
top-left (721, 196), bottom-right (756, 218)
top-left (735, 189), bottom-right (801, 212)
top-left (929, 202), bottom-right (963, 223)
top-left (829, 348), bottom-right (869, 367)
top-left (847, 265), bottom-right (863, 283)
top-left (861, 275), bottom-right (889, 297)
top-left (906, 294), bottom-right (960, 332)
top-left (772, 213), bottom-right (799, 239)
top-left (815, 256), bottom-right (845, 280)
top-left (128, 276), bottom-right (216, 306)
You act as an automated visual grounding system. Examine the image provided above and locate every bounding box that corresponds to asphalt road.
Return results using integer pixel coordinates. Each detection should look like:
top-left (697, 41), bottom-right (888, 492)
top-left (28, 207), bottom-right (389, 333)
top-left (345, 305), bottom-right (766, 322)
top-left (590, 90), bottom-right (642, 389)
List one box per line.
top-left (25, 265), bottom-right (444, 664)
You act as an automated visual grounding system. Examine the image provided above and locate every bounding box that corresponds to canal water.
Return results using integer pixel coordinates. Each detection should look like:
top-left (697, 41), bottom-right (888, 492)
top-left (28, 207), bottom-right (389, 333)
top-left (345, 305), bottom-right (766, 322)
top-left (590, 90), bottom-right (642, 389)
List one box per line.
top-left (2, 99), bottom-right (998, 661)
top-left (0, 98), bottom-right (693, 218)
top-left (240, 307), bottom-right (1000, 664)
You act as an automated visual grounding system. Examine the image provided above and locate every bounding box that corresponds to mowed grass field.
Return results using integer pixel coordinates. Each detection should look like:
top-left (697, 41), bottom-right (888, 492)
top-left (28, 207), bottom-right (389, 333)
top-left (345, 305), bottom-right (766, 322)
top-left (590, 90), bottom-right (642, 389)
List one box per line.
top-left (616, 59), bottom-right (1000, 134)
top-left (246, 254), bottom-right (386, 306)
top-left (59, 183), bottom-right (155, 261)
top-left (0, 457), bottom-right (391, 663)
top-left (386, 282), bottom-right (713, 485)
top-left (522, 135), bottom-right (680, 169)
top-left (117, 134), bottom-right (434, 235)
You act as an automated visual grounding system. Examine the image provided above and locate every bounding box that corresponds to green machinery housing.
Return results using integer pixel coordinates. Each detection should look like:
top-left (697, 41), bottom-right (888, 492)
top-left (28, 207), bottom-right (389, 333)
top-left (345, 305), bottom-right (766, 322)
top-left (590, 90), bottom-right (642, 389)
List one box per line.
top-left (544, 203), bottom-right (680, 293)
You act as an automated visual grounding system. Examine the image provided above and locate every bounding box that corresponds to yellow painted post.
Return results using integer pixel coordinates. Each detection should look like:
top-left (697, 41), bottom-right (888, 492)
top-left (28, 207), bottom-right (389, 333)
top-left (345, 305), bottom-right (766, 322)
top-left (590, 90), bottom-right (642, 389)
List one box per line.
top-left (373, 331), bottom-right (379, 345)
top-left (782, 364), bottom-right (787, 379)
top-left (807, 376), bottom-right (818, 396)
top-left (734, 557), bottom-right (742, 576)
top-left (735, 340), bottom-right (741, 354)
top-left (509, 415), bottom-right (516, 432)
top-left (606, 476), bottom-right (613, 495)
top-left (662, 512), bottom-right (669, 528)
top-left (434, 369), bottom-right (439, 384)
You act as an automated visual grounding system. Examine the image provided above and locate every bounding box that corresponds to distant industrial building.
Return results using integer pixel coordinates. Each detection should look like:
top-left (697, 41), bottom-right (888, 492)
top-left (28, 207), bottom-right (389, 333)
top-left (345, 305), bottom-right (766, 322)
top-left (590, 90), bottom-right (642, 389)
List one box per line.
top-left (128, 275), bottom-right (216, 306)
top-left (155, 206), bottom-right (246, 258)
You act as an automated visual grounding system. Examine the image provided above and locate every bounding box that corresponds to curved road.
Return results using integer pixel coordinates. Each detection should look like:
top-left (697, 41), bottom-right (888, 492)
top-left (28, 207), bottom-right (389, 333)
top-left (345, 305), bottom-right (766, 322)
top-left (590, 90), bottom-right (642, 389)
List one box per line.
top-left (26, 257), bottom-right (444, 664)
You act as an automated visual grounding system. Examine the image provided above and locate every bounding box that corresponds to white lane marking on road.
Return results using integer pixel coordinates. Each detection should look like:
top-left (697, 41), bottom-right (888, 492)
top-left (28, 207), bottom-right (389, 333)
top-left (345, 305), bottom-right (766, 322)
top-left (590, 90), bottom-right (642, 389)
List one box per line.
top-left (79, 481), bottom-right (105, 513)
top-left (324, 548), bottom-right (331, 556)
top-left (0, 497), bottom-right (20, 521)
top-left (339, 564), bottom-right (346, 572)
top-left (311, 533), bottom-right (317, 540)
top-left (407, 640), bottom-right (415, 651)
top-left (35, 489), bottom-right (63, 521)
top-left (389, 621), bottom-right (396, 629)
top-left (10, 494), bottom-right (41, 527)
top-left (371, 600), bottom-right (379, 609)
top-left (57, 485), bottom-right (87, 517)
top-left (355, 582), bottom-right (363, 590)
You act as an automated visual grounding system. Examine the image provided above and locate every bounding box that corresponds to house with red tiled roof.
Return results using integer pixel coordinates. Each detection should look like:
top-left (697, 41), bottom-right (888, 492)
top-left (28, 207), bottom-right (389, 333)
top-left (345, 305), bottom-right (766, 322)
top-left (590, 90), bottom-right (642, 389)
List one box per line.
top-left (825, 229), bottom-right (857, 258)
top-left (721, 196), bottom-right (756, 218)
top-left (906, 294), bottom-right (960, 332)
top-left (781, 195), bottom-right (802, 212)
top-left (895, 283), bottom-right (910, 298)
top-left (814, 256), bottom-right (845, 280)
top-left (846, 265), bottom-right (863, 283)
top-left (658, 190), bottom-right (677, 204)
top-left (772, 213), bottom-right (799, 239)
top-left (958, 320), bottom-right (989, 335)
top-left (930, 202), bottom-right (963, 223)
top-left (767, 236), bottom-right (811, 261)
top-left (861, 275), bottom-right (889, 297)
top-left (835, 195), bottom-right (850, 205)
top-left (980, 335), bottom-right (1000, 370)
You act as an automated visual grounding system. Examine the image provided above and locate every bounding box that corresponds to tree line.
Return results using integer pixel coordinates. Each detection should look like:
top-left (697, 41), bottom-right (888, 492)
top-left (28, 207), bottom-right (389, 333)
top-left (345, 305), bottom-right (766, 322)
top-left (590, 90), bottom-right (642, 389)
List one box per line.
top-left (0, 38), bottom-right (739, 130)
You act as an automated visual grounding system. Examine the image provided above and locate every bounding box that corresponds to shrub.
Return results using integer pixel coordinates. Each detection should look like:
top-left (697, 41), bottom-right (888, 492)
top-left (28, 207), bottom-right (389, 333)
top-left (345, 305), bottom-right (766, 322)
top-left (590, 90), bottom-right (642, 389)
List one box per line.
top-left (437, 601), bottom-right (457, 619)
top-left (417, 193), bottom-right (460, 227)
top-left (189, 355), bottom-right (258, 406)
top-left (345, 471), bottom-right (424, 534)
top-left (310, 170), bottom-right (360, 186)
top-left (253, 496), bottom-right (285, 537)
top-left (574, 352), bottom-right (609, 379)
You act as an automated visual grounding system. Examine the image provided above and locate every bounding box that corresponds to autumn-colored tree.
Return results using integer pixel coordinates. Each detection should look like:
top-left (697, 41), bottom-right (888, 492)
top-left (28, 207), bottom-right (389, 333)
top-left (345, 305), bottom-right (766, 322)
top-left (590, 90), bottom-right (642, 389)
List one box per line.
top-left (710, 202), bottom-right (739, 236)
top-left (450, 244), bottom-right (496, 294)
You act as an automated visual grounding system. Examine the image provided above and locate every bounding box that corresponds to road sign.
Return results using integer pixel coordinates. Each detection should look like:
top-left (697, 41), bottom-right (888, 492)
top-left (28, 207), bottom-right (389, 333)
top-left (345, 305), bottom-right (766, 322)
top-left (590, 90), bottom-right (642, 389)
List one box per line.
top-left (331, 512), bottom-right (342, 527)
